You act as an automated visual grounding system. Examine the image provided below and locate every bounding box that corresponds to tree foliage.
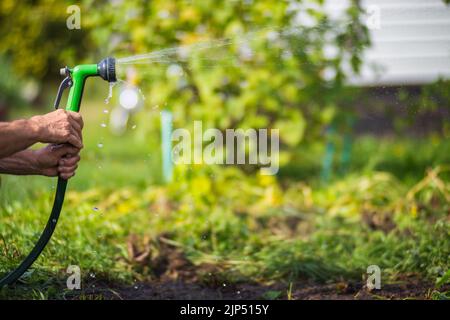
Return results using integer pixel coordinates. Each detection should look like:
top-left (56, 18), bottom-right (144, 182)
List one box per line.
top-left (0, 0), bottom-right (93, 80)
top-left (85, 0), bottom-right (370, 151)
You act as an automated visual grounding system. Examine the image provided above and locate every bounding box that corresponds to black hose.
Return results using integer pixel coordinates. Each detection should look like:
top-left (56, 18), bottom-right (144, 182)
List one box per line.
top-left (0, 177), bottom-right (67, 287)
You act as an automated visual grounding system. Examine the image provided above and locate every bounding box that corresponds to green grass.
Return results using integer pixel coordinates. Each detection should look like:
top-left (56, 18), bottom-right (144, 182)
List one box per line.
top-left (0, 102), bottom-right (449, 299)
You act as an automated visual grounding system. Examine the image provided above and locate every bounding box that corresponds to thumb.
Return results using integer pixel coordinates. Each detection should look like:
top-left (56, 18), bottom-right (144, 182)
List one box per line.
top-left (51, 144), bottom-right (79, 158)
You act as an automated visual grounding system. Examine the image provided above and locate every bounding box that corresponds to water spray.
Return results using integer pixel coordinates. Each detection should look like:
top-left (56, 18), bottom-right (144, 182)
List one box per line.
top-left (0, 57), bottom-right (116, 287)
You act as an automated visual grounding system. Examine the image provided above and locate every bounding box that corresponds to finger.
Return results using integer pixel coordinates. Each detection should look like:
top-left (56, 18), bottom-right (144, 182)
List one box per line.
top-left (69, 125), bottom-right (83, 145)
top-left (67, 133), bottom-right (83, 149)
top-left (60, 172), bottom-right (75, 180)
top-left (59, 155), bottom-right (80, 167)
top-left (58, 165), bottom-right (77, 180)
top-left (68, 116), bottom-right (82, 137)
top-left (54, 145), bottom-right (79, 158)
top-left (43, 167), bottom-right (59, 177)
top-left (58, 164), bottom-right (78, 174)
top-left (67, 111), bottom-right (84, 129)
top-left (65, 146), bottom-right (81, 156)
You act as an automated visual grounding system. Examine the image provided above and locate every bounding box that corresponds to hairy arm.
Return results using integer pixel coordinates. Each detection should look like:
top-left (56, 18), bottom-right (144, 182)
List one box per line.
top-left (0, 145), bottom-right (81, 179)
top-left (0, 120), bottom-right (40, 159)
top-left (0, 109), bottom-right (83, 159)
top-left (0, 149), bottom-right (41, 175)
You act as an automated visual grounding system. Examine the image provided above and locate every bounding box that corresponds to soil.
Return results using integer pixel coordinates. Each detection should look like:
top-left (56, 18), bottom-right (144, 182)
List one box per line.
top-left (80, 279), bottom-right (438, 300)
top-left (74, 237), bottom-right (444, 300)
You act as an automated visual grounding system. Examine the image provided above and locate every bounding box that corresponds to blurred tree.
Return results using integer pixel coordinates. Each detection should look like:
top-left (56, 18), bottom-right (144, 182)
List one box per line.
top-left (398, 79), bottom-right (450, 137)
top-left (0, 0), bottom-right (95, 109)
top-left (84, 0), bottom-right (370, 165)
top-left (0, 56), bottom-right (24, 120)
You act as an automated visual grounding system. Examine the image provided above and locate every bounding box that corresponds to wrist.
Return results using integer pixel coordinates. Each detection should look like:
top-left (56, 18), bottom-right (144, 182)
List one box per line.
top-left (0, 149), bottom-right (42, 175)
top-left (26, 116), bottom-right (43, 143)
top-left (24, 149), bottom-right (42, 175)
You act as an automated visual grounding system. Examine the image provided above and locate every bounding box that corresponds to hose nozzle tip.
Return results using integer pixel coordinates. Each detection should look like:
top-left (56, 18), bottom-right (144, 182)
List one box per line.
top-left (97, 57), bottom-right (116, 83)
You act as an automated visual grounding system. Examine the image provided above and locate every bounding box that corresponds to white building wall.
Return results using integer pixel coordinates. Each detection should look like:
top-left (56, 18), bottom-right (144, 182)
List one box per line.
top-left (356, 0), bottom-right (450, 86)
top-left (294, 0), bottom-right (450, 86)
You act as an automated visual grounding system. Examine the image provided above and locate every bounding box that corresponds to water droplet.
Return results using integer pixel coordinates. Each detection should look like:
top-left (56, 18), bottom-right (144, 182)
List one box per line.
top-left (97, 143), bottom-right (104, 148)
top-left (138, 88), bottom-right (146, 100)
top-left (101, 123), bottom-right (107, 128)
top-left (166, 64), bottom-right (183, 78)
top-left (104, 82), bottom-right (117, 104)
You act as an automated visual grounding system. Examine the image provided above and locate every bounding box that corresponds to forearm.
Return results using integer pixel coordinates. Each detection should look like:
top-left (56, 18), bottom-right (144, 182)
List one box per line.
top-left (0, 149), bottom-right (40, 175)
top-left (0, 119), bottom-right (40, 158)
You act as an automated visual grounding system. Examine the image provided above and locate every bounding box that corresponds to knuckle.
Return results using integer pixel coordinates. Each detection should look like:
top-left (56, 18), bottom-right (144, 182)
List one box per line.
top-left (63, 130), bottom-right (71, 138)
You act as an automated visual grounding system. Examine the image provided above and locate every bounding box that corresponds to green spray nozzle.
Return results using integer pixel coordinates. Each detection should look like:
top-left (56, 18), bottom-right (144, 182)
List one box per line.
top-left (60, 57), bottom-right (116, 112)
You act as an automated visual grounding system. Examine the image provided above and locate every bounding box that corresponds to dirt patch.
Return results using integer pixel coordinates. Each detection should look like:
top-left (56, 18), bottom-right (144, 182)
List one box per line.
top-left (126, 234), bottom-right (201, 281)
top-left (77, 278), bottom-right (443, 300)
top-left (70, 235), bottom-right (444, 300)
top-left (288, 280), bottom-right (438, 300)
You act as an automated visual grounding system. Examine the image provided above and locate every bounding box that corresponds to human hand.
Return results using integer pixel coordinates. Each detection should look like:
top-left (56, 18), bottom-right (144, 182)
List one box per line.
top-left (29, 109), bottom-right (84, 149)
top-left (32, 144), bottom-right (81, 179)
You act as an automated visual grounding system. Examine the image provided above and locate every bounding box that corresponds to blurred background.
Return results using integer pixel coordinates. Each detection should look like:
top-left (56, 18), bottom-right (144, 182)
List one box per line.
top-left (0, 0), bottom-right (449, 299)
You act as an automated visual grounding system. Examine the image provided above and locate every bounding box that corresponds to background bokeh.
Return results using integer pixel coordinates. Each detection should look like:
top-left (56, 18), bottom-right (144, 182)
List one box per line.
top-left (0, 0), bottom-right (449, 299)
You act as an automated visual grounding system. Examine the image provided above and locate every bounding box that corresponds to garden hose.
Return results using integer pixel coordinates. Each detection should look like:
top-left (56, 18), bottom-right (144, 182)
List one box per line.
top-left (0, 57), bottom-right (116, 287)
top-left (0, 179), bottom-right (67, 287)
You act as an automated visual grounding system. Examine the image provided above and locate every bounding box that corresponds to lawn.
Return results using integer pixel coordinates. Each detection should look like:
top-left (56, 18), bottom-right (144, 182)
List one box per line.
top-left (0, 100), bottom-right (449, 299)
